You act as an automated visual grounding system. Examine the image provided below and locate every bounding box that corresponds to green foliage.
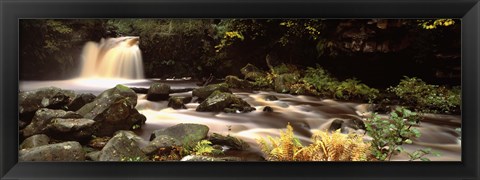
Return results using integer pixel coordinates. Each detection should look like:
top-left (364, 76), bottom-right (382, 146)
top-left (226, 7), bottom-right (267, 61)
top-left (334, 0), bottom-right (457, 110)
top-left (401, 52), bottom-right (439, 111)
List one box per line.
top-left (365, 107), bottom-right (439, 161)
top-left (418, 19), bottom-right (456, 29)
top-left (388, 77), bottom-right (461, 113)
top-left (303, 65), bottom-right (378, 101)
top-left (192, 140), bottom-right (223, 156)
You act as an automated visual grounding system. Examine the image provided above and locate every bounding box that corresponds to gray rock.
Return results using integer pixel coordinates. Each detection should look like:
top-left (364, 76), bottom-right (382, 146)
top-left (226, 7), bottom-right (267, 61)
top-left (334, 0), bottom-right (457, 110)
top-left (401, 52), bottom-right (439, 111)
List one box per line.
top-left (192, 83), bottom-right (231, 100)
top-left (149, 124), bottom-right (209, 145)
top-left (225, 75), bottom-right (253, 89)
top-left (142, 135), bottom-right (181, 156)
top-left (167, 96), bottom-right (192, 109)
top-left (18, 87), bottom-right (75, 115)
top-left (207, 133), bottom-right (249, 150)
top-left (264, 95), bottom-right (278, 101)
top-left (98, 132), bottom-right (148, 161)
top-left (328, 118), bottom-right (366, 133)
top-left (23, 108), bottom-right (83, 138)
top-left (196, 91), bottom-right (255, 113)
top-left (147, 83), bottom-right (171, 101)
top-left (19, 134), bottom-right (50, 150)
top-left (76, 85), bottom-right (146, 137)
top-left (19, 141), bottom-right (85, 161)
top-left (263, 106), bottom-right (274, 112)
top-left (86, 151), bottom-right (101, 161)
top-left (67, 93), bottom-right (96, 111)
top-left (46, 118), bottom-right (96, 140)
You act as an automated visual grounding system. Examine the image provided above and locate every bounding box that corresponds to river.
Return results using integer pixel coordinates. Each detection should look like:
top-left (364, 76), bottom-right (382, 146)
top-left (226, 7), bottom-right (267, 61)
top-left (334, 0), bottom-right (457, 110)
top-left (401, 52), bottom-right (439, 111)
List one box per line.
top-left (20, 78), bottom-right (461, 161)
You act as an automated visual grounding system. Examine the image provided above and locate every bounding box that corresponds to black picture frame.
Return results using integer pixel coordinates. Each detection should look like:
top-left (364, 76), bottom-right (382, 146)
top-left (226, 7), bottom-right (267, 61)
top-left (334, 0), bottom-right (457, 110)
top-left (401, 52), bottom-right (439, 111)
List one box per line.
top-left (1, 0), bottom-right (479, 179)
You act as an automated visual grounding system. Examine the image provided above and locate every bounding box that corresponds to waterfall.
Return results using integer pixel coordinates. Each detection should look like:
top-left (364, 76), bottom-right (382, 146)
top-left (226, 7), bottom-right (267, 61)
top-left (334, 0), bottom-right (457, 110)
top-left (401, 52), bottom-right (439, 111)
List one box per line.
top-left (79, 36), bottom-right (144, 79)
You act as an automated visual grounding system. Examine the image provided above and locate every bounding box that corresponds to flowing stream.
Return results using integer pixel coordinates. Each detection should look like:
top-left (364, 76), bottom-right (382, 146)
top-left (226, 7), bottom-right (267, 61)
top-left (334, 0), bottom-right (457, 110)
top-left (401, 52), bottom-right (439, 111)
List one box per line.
top-left (20, 79), bottom-right (461, 161)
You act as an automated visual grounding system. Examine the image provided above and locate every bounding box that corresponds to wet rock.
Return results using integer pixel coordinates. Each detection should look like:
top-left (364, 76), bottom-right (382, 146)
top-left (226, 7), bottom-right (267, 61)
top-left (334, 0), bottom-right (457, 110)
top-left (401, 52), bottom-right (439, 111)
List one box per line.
top-left (167, 96), bottom-right (192, 109)
top-left (46, 118), bottom-right (96, 140)
top-left (142, 135), bottom-right (181, 156)
top-left (67, 93), bottom-right (96, 111)
top-left (196, 91), bottom-right (255, 113)
top-left (192, 83), bottom-right (231, 100)
top-left (225, 75), bottom-right (253, 89)
top-left (130, 87), bottom-right (149, 94)
top-left (147, 83), bottom-right (171, 101)
top-left (264, 95), bottom-right (278, 101)
top-left (149, 123), bottom-right (209, 145)
top-left (77, 85), bottom-right (146, 137)
top-left (97, 132), bottom-right (148, 161)
top-left (274, 73), bottom-right (300, 93)
top-left (19, 87), bottom-right (75, 122)
top-left (86, 151), bottom-right (101, 161)
top-left (19, 141), bottom-right (85, 161)
top-left (113, 130), bottom-right (148, 148)
top-left (207, 133), bottom-right (249, 150)
top-left (240, 63), bottom-right (266, 81)
top-left (328, 118), bottom-right (365, 133)
top-left (263, 106), bottom-right (274, 112)
top-left (19, 134), bottom-right (50, 150)
top-left (23, 108), bottom-right (83, 138)
top-left (96, 84), bottom-right (138, 106)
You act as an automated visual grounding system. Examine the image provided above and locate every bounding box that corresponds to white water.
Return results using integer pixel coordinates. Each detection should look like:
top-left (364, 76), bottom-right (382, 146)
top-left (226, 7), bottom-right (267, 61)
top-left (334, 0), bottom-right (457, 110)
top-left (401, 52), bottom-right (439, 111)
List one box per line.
top-left (20, 80), bottom-right (462, 161)
top-left (79, 37), bottom-right (144, 79)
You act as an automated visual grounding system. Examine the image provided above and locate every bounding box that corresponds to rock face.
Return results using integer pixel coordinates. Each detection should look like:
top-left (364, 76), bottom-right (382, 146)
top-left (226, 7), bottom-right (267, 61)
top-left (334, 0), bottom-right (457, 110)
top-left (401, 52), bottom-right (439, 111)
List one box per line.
top-left (19, 134), bottom-right (50, 150)
top-left (23, 108), bottom-right (83, 138)
top-left (146, 83), bottom-right (171, 101)
top-left (207, 133), bottom-right (249, 150)
top-left (240, 63), bottom-right (266, 81)
top-left (192, 83), bottom-right (231, 100)
top-left (149, 123), bottom-right (209, 144)
top-left (274, 73), bottom-right (300, 93)
top-left (19, 141), bottom-right (85, 161)
top-left (46, 118), bottom-right (96, 140)
top-left (97, 131), bottom-right (148, 161)
top-left (167, 96), bottom-right (192, 109)
top-left (77, 85), bottom-right (146, 136)
top-left (67, 93), bottom-right (96, 111)
top-left (196, 91), bottom-right (255, 113)
top-left (19, 87), bottom-right (75, 121)
top-left (225, 75), bottom-right (253, 89)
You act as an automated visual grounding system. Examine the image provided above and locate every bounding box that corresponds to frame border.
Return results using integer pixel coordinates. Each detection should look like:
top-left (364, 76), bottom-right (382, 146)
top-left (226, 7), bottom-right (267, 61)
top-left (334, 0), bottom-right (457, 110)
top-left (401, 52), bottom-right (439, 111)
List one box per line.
top-left (1, 0), bottom-right (479, 179)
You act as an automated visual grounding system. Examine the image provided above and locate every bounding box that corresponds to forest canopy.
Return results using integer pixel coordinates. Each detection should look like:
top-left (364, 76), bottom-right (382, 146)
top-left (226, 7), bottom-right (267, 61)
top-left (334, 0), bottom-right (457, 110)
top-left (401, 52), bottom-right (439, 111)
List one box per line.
top-left (20, 19), bottom-right (460, 88)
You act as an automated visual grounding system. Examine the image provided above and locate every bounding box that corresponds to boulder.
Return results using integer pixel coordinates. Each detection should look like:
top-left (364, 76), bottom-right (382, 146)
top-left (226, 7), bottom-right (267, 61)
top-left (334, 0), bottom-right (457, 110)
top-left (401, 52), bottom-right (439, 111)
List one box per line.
top-left (196, 91), bottom-right (255, 113)
top-left (240, 63), bottom-right (266, 81)
top-left (146, 83), bottom-right (171, 101)
top-left (225, 75), bottom-right (253, 89)
top-left (19, 141), bottom-right (85, 161)
top-left (67, 93), bottom-right (96, 111)
top-left (23, 108), bottom-right (83, 138)
top-left (130, 87), bottom-right (149, 94)
top-left (263, 106), bottom-right (274, 112)
top-left (88, 136), bottom-right (111, 150)
top-left (328, 118), bottom-right (366, 133)
top-left (77, 85), bottom-right (146, 137)
top-left (142, 135), bottom-right (182, 156)
top-left (19, 134), bottom-right (50, 150)
top-left (97, 131), bottom-right (148, 161)
top-left (274, 73), bottom-right (300, 93)
top-left (167, 96), bottom-right (192, 109)
top-left (86, 151), bottom-right (101, 161)
top-left (19, 87), bottom-right (75, 121)
top-left (113, 130), bottom-right (148, 148)
top-left (192, 83), bottom-right (231, 100)
top-left (46, 118), bottom-right (96, 140)
top-left (207, 133), bottom-right (249, 150)
top-left (149, 124), bottom-right (209, 145)
top-left (264, 95), bottom-right (278, 101)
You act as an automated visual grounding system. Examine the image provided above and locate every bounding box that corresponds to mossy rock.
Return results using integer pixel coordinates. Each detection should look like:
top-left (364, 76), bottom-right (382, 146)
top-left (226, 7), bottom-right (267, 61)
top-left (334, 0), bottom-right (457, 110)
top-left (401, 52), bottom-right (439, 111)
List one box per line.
top-left (192, 83), bottom-right (231, 100)
top-left (225, 75), bottom-right (253, 89)
top-left (196, 91), bottom-right (255, 113)
top-left (147, 83), bottom-right (171, 101)
top-left (240, 63), bottom-right (266, 81)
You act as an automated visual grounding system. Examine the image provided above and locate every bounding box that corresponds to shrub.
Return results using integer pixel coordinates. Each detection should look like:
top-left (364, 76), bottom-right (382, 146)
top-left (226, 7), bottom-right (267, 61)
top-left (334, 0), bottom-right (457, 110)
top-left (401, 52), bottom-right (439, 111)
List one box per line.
top-left (388, 77), bottom-right (461, 113)
top-left (334, 78), bottom-right (379, 101)
top-left (257, 123), bottom-right (370, 161)
top-left (365, 107), bottom-right (439, 161)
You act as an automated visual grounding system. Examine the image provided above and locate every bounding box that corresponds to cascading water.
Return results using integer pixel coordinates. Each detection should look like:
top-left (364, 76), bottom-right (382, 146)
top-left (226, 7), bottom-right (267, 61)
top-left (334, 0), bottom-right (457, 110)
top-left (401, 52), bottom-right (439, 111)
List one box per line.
top-left (79, 36), bottom-right (144, 79)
